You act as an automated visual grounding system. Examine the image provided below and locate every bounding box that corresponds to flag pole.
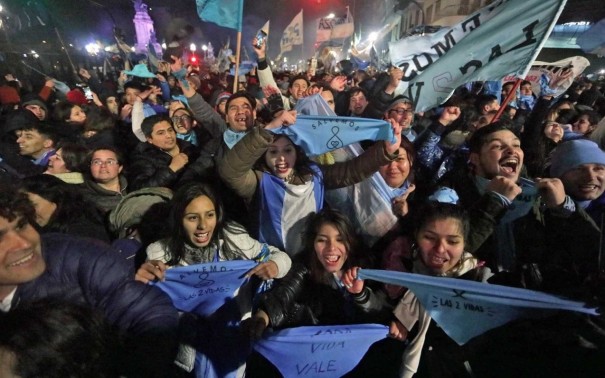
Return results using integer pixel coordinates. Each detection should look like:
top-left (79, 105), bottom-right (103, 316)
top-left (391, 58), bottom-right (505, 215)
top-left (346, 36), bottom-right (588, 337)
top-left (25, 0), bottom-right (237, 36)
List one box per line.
top-left (492, 78), bottom-right (522, 123)
top-left (233, 31), bottom-right (242, 93)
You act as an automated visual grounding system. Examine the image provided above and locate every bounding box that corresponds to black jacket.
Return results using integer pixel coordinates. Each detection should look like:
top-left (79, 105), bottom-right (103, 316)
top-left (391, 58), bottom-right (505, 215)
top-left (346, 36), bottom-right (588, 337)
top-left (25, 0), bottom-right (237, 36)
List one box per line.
top-left (128, 139), bottom-right (198, 191)
top-left (257, 262), bottom-right (391, 329)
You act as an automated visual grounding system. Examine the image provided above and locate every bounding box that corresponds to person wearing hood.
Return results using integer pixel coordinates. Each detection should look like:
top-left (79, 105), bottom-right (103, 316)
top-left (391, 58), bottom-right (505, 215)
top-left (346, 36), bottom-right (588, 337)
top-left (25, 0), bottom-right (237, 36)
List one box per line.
top-left (20, 94), bottom-right (48, 121)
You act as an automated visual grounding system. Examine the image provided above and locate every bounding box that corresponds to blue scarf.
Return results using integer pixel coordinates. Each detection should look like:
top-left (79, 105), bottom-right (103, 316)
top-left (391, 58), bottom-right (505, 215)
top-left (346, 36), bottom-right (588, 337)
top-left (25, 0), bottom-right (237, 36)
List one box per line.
top-left (223, 128), bottom-right (249, 150)
top-left (475, 176), bottom-right (538, 224)
top-left (152, 260), bottom-right (256, 317)
top-left (357, 269), bottom-right (597, 345)
top-left (253, 324), bottom-right (388, 377)
top-left (269, 115), bottom-right (394, 157)
top-left (177, 131), bottom-right (198, 146)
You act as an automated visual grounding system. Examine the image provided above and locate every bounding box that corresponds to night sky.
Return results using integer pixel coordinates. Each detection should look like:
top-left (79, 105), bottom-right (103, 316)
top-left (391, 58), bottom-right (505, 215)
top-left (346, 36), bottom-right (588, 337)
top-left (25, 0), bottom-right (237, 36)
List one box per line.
top-left (0, 0), bottom-right (603, 66)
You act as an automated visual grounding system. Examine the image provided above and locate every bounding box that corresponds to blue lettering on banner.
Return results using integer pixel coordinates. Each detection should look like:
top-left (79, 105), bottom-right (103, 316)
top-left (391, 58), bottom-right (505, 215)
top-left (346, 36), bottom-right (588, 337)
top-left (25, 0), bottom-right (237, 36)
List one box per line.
top-left (430, 295), bottom-right (495, 316)
top-left (296, 360), bottom-right (338, 375)
top-left (152, 260), bottom-right (256, 317)
top-left (313, 328), bottom-right (352, 336)
top-left (311, 342), bottom-right (345, 353)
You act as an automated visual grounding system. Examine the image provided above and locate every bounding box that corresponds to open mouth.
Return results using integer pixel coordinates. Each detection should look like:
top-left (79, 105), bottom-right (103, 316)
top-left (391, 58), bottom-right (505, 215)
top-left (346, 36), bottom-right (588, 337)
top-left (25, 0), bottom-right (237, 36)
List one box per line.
top-left (324, 254), bottom-right (341, 265)
top-left (9, 252), bottom-right (34, 267)
top-left (429, 255), bottom-right (448, 266)
top-left (192, 231), bottom-right (210, 244)
top-left (499, 158), bottom-right (519, 175)
top-left (275, 163), bottom-right (290, 175)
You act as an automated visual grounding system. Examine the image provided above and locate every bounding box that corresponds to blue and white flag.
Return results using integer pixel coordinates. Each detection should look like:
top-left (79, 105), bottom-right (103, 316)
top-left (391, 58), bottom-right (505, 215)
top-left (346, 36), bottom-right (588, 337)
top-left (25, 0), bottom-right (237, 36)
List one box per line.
top-left (254, 324), bottom-right (388, 378)
top-left (295, 94), bottom-right (399, 246)
top-left (196, 0), bottom-right (244, 31)
top-left (152, 260), bottom-right (256, 317)
top-left (389, 0), bottom-right (567, 111)
top-left (279, 10), bottom-right (304, 58)
top-left (357, 269), bottom-right (598, 345)
top-left (269, 115), bottom-right (394, 157)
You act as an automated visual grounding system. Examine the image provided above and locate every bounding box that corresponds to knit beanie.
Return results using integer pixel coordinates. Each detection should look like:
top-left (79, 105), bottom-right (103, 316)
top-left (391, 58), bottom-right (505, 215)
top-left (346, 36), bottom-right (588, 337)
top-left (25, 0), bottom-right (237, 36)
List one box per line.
top-left (550, 139), bottom-right (605, 178)
top-left (21, 93), bottom-right (48, 114)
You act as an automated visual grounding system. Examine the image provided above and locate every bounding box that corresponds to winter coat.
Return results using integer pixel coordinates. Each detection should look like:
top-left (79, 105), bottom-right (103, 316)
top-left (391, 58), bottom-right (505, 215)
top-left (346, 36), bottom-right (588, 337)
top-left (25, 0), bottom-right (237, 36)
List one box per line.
top-left (217, 126), bottom-right (398, 252)
top-left (13, 233), bottom-right (179, 377)
top-left (257, 261), bottom-right (391, 329)
top-left (81, 175), bottom-right (128, 215)
top-left (439, 170), bottom-right (600, 295)
top-left (128, 139), bottom-right (198, 191)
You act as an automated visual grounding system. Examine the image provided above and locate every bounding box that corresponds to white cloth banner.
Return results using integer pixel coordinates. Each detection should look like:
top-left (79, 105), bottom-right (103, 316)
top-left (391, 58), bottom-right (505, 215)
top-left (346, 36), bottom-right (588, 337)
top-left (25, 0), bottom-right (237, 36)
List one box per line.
top-left (316, 17), bottom-right (335, 43)
top-left (316, 9), bottom-right (353, 43)
top-left (502, 56), bottom-right (590, 98)
top-left (280, 10), bottom-right (304, 55)
top-left (388, 0), bottom-right (567, 111)
top-left (331, 8), bottom-right (354, 40)
top-left (357, 269), bottom-right (598, 345)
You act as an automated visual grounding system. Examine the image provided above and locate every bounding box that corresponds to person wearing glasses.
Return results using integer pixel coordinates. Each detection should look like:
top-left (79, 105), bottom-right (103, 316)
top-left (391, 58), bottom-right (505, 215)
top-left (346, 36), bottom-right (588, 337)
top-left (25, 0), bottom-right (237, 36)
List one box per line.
top-left (81, 147), bottom-right (129, 215)
top-left (171, 107), bottom-right (201, 147)
top-left (385, 96), bottom-right (418, 142)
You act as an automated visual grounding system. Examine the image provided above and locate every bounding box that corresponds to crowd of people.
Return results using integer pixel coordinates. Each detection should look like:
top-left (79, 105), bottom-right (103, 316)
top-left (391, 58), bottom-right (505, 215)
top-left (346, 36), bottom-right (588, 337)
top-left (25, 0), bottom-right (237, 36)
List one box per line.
top-left (1, 32), bottom-right (605, 377)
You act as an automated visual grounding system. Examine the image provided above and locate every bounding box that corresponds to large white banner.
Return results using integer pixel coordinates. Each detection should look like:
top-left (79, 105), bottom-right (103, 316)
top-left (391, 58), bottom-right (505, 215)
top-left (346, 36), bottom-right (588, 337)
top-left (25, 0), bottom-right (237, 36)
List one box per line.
top-left (388, 0), bottom-right (567, 111)
top-left (279, 10), bottom-right (304, 55)
top-left (502, 56), bottom-right (590, 98)
top-left (316, 8), bottom-right (354, 43)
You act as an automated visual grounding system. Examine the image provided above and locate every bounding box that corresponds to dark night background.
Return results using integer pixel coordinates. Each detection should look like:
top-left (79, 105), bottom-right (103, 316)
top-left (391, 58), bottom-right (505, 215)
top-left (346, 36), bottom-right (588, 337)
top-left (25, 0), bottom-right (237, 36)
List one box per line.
top-left (0, 0), bottom-right (603, 83)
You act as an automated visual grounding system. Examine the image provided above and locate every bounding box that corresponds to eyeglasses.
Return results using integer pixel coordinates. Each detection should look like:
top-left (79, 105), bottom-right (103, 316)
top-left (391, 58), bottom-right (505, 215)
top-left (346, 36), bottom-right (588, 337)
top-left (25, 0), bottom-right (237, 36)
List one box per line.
top-left (91, 159), bottom-right (119, 166)
top-left (389, 108), bottom-right (414, 115)
top-left (171, 115), bottom-right (192, 123)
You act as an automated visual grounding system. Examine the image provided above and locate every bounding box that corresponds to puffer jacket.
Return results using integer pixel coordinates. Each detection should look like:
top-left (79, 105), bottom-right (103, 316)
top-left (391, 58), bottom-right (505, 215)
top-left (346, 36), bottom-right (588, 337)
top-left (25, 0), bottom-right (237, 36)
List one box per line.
top-left (13, 233), bottom-right (180, 377)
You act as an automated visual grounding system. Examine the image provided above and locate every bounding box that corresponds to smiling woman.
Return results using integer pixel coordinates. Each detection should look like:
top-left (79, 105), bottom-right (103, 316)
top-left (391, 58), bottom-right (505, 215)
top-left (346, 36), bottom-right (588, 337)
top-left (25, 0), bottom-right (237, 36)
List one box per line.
top-left (135, 182), bottom-right (291, 377)
top-left (382, 202), bottom-right (493, 377)
top-left (249, 208), bottom-right (390, 333)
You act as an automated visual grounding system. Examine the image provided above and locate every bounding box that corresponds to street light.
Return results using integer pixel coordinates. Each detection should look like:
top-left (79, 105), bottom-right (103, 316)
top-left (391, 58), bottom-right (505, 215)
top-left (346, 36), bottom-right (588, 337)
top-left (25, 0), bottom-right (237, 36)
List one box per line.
top-left (190, 43), bottom-right (196, 52)
top-left (326, 13), bottom-right (335, 19)
top-left (85, 42), bottom-right (100, 55)
top-left (202, 44), bottom-right (208, 58)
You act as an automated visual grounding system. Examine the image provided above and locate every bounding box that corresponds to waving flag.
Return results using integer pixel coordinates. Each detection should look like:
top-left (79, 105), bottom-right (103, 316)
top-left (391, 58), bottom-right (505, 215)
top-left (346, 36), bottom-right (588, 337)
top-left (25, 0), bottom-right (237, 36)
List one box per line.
top-left (196, 0), bottom-right (244, 31)
top-left (389, 0), bottom-right (567, 111)
top-left (294, 94), bottom-right (399, 246)
top-left (279, 10), bottom-right (304, 57)
top-left (317, 7), bottom-right (354, 43)
top-left (152, 260), bottom-right (256, 317)
top-left (357, 269), bottom-right (598, 345)
top-left (254, 324), bottom-right (388, 378)
top-left (330, 7), bottom-right (354, 40)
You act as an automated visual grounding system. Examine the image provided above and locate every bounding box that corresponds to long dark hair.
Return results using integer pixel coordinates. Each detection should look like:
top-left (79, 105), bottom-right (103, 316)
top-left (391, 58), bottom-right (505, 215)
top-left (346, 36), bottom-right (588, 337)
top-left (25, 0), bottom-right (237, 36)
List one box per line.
top-left (165, 182), bottom-right (252, 265)
top-left (302, 208), bottom-right (365, 284)
top-left (254, 134), bottom-right (316, 178)
top-left (19, 174), bottom-right (99, 233)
